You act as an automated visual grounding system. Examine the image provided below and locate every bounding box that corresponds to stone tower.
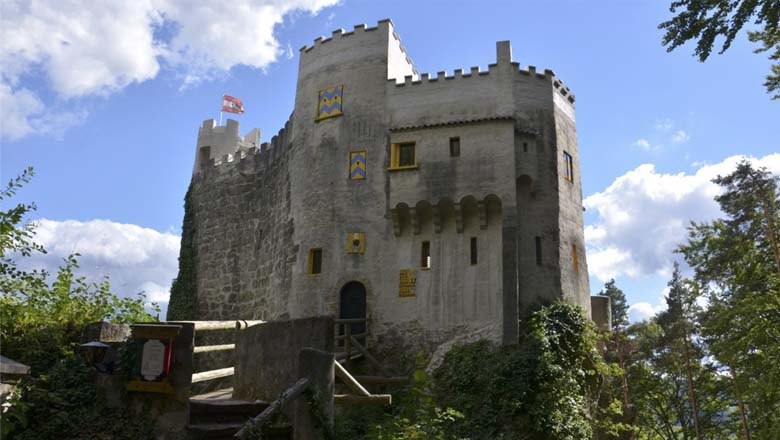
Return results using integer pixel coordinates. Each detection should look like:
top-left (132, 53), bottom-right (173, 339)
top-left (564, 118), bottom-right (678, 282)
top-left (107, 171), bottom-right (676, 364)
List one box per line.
top-left (171, 19), bottom-right (592, 356)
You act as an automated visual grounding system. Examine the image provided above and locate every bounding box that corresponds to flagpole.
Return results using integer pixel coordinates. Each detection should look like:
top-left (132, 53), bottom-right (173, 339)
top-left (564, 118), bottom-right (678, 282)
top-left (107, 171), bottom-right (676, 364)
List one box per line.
top-left (219, 92), bottom-right (225, 125)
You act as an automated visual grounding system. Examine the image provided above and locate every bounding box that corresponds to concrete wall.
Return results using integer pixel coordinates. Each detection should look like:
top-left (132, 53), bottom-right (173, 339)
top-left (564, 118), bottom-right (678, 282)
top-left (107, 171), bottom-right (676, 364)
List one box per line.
top-left (234, 317), bottom-right (334, 401)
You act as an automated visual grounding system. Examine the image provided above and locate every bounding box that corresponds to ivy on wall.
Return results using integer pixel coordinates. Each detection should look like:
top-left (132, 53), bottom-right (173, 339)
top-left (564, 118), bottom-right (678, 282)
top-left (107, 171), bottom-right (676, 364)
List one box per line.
top-left (167, 184), bottom-right (197, 320)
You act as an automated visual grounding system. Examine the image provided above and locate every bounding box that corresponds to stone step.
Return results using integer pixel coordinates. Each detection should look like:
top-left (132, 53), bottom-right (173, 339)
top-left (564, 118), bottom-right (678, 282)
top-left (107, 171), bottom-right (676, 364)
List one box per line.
top-left (187, 422), bottom-right (293, 440)
top-left (189, 398), bottom-right (269, 425)
top-left (187, 422), bottom-right (244, 440)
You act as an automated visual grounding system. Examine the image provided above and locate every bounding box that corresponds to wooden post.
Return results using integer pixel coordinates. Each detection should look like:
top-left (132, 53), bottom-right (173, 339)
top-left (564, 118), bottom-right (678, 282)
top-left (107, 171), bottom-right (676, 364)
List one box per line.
top-left (344, 324), bottom-right (352, 365)
top-left (296, 348), bottom-right (335, 440)
top-left (235, 378), bottom-right (310, 439)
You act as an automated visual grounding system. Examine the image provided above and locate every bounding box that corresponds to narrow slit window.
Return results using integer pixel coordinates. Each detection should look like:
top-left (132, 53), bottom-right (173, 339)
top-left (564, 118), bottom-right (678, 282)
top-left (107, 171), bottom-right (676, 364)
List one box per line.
top-left (563, 151), bottom-right (574, 182)
top-left (308, 248), bottom-right (322, 275)
top-left (470, 237), bottom-right (478, 265)
top-left (421, 241), bottom-right (431, 269)
top-left (572, 244), bottom-right (579, 272)
top-left (450, 137), bottom-right (460, 157)
top-left (535, 236), bottom-right (542, 266)
top-left (522, 142), bottom-right (528, 153)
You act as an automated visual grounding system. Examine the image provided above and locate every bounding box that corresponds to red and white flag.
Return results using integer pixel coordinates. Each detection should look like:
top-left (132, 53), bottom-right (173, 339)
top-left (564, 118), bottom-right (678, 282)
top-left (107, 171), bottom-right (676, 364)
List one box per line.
top-left (222, 94), bottom-right (245, 114)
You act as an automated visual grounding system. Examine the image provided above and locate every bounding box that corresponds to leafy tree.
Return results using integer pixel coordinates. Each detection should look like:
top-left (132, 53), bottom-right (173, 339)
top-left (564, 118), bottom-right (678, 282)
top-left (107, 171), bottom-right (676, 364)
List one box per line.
top-left (599, 278), bottom-right (629, 331)
top-left (677, 161), bottom-right (780, 439)
top-left (0, 168), bottom-right (158, 372)
top-left (655, 264), bottom-right (705, 440)
top-left (658, 1), bottom-right (780, 98)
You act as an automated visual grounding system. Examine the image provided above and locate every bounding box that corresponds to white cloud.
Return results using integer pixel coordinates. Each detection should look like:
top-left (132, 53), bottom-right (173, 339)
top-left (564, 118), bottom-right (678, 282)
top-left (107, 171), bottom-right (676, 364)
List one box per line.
top-left (672, 130), bottom-right (690, 144)
top-left (0, 83), bottom-right (87, 141)
top-left (20, 219), bottom-right (180, 315)
top-left (585, 153), bottom-right (780, 283)
top-left (633, 138), bottom-right (652, 150)
top-left (0, 0), bottom-right (340, 141)
top-left (628, 301), bottom-right (665, 323)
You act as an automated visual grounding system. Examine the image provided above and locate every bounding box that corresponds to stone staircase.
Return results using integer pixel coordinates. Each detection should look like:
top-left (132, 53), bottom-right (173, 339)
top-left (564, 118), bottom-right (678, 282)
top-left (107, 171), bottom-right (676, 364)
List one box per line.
top-left (187, 388), bottom-right (292, 439)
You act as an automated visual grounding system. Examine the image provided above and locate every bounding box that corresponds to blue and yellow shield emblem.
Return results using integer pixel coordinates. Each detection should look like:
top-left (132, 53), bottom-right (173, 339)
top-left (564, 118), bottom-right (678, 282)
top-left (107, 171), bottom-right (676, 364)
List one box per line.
top-left (350, 151), bottom-right (366, 180)
top-left (317, 85), bottom-right (343, 120)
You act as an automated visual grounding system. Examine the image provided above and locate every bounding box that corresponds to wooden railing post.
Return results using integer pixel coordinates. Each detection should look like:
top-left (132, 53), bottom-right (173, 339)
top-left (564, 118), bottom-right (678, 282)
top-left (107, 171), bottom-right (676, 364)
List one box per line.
top-left (344, 323), bottom-right (352, 363)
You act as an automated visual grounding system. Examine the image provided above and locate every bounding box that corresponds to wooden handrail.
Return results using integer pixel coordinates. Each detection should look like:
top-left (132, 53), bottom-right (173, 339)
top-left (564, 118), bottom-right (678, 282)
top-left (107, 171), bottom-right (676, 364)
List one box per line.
top-left (235, 377), bottom-right (310, 439)
top-left (350, 336), bottom-right (390, 377)
top-left (168, 320), bottom-right (266, 331)
top-left (193, 343), bottom-right (235, 354)
top-left (334, 332), bottom-right (366, 341)
top-left (334, 361), bottom-right (370, 396)
top-left (191, 367), bottom-right (234, 383)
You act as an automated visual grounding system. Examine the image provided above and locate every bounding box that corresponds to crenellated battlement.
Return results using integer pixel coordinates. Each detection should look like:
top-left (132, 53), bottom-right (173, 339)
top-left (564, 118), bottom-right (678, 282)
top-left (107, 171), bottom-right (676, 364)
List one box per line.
top-left (193, 117), bottom-right (294, 177)
top-left (385, 42), bottom-right (575, 105)
top-left (299, 19), bottom-right (386, 53)
top-left (387, 42), bottom-right (575, 105)
top-left (298, 19), bottom-right (418, 77)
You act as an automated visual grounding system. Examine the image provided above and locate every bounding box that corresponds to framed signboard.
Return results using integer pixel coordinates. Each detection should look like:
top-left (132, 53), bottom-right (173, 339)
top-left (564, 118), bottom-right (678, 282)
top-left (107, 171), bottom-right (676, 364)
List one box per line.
top-left (126, 324), bottom-right (181, 394)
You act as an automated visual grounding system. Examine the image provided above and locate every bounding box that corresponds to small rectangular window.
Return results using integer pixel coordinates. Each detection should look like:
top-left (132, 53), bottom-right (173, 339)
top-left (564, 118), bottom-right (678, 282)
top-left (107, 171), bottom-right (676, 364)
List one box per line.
top-left (470, 237), bottom-right (478, 265)
top-left (572, 244), bottom-right (579, 272)
top-left (421, 241), bottom-right (431, 269)
top-left (563, 152), bottom-right (574, 182)
top-left (535, 236), bottom-right (542, 266)
top-left (449, 137), bottom-right (460, 157)
top-left (308, 248), bottom-right (322, 275)
top-left (390, 142), bottom-right (417, 169)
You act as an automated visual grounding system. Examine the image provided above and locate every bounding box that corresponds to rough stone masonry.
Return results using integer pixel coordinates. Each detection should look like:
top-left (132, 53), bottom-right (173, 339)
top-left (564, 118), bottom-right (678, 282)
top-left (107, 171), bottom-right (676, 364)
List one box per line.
top-left (170, 18), bottom-right (607, 362)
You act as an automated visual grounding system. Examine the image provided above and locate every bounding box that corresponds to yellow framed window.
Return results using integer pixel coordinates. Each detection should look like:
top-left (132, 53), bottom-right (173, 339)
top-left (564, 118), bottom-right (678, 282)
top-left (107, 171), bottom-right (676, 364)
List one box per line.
top-left (564, 151), bottom-right (574, 182)
top-left (390, 142), bottom-right (417, 170)
top-left (572, 244), bottom-right (579, 272)
top-left (308, 248), bottom-right (322, 274)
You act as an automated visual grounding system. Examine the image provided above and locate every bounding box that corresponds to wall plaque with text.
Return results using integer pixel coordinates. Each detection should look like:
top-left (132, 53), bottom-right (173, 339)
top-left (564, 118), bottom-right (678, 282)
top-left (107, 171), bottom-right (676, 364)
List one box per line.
top-left (399, 269), bottom-right (416, 297)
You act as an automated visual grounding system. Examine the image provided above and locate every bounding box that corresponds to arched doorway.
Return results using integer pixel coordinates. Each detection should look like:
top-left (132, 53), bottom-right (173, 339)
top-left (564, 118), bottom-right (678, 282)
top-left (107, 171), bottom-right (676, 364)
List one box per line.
top-left (339, 281), bottom-right (366, 342)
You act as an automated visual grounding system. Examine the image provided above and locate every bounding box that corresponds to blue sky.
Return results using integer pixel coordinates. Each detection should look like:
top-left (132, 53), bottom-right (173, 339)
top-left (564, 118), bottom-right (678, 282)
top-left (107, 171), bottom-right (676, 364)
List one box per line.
top-left (2, 0), bottom-right (778, 319)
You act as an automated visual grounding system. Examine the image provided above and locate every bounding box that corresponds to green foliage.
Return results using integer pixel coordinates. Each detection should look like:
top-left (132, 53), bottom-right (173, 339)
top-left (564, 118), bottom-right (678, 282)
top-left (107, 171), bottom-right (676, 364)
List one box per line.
top-left (658, 0), bottom-right (780, 98)
top-left (432, 303), bottom-right (626, 440)
top-left (369, 353), bottom-right (464, 440)
top-left (0, 168), bottom-right (159, 438)
top-left (2, 355), bottom-right (154, 440)
top-left (167, 183), bottom-right (197, 320)
top-left (598, 278), bottom-right (629, 330)
top-left (1, 255), bottom-right (156, 373)
top-left (676, 161), bottom-right (780, 439)
top-left (0, 168), bottom-right (158, 372)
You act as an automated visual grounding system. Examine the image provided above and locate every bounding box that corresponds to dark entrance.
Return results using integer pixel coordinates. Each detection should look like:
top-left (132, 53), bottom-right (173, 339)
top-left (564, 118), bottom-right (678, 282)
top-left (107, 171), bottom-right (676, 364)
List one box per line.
top-left (339, 281), bottom-right (366, 341)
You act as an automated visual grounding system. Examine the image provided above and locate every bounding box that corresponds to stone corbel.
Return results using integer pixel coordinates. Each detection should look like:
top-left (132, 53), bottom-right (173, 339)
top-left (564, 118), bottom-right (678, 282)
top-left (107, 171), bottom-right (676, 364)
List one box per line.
top-left (432, 206), bottom-right (442, 233)
top-left (453, 203), bottom-right (464, 233)
top-left (478, 201), bottom-right (488, 230)
top-left (410, 208), bottom-right (421, 235)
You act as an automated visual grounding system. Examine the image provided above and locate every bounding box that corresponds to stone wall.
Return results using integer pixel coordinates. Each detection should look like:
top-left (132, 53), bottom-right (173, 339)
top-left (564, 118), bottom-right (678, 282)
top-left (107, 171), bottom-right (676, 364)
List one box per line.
top-left (173, 19), bottom-right (592, 364)
top-left (233, 317), bottom-right (334, 401)
top-left (189, 141), bottom-right (295, 320)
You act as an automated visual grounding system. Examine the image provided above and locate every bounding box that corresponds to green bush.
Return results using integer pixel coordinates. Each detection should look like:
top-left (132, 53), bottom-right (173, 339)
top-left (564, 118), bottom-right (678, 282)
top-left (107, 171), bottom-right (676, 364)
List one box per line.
top-left (432, 303), bottom-right (623, 440)
top-left (3, 355), bottom-right (154, 439)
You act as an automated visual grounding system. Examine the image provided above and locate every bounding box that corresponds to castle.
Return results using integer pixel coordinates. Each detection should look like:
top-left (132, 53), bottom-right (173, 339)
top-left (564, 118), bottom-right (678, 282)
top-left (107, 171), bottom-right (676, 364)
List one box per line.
top-left (170, 19), bottom-right (599, 359)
